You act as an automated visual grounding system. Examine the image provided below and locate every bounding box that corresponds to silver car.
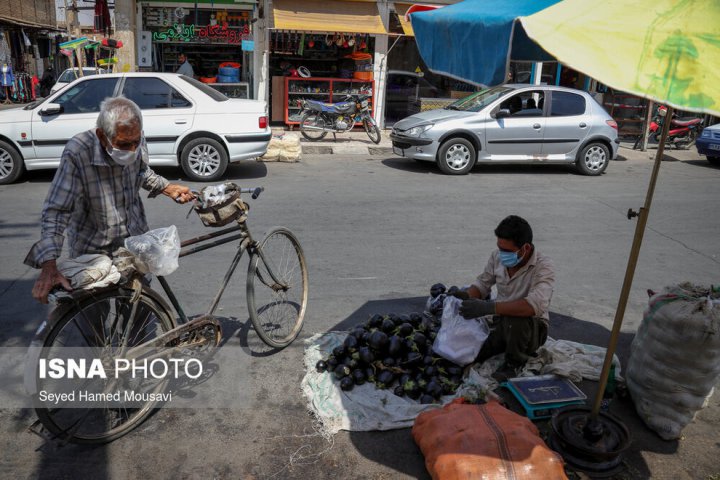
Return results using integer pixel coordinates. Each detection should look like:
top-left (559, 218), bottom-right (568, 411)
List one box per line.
top-left (389, 84), bottom-right (619, 175)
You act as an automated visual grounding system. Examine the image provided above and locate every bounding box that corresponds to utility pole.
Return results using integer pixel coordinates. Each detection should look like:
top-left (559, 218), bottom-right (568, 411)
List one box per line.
top-left (63, 0), bottom-right (84, 72)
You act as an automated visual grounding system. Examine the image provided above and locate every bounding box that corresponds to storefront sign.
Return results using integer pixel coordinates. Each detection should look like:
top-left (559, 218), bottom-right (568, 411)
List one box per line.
top-left (241, 39), bottom-right (254, 51)
top-left (152, 23), bottom-right (249, 44)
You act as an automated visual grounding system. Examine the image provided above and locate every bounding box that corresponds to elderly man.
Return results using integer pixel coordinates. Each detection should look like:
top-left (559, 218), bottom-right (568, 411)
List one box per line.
top-left (453, 215), bottom-right (555, 375)
top-left (25, 96), bottom-right (194, 304)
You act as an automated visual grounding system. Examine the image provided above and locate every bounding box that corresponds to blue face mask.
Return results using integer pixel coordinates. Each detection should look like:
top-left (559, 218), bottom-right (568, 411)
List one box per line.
top-left (498, 248), bottom-right (522, 268)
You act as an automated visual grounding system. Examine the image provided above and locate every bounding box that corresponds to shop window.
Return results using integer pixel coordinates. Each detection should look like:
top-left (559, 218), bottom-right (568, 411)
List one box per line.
top-left (122, 77), bottom-right (192, 110)
top-left (550, 91), bottom-right (586, 117)
top-left (53, 78), bottom-right (119, 115)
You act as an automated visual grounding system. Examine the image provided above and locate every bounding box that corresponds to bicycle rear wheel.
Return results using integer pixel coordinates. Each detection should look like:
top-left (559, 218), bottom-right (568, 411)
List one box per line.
top-left (35, 288), bottom-right (175, 444)
top-left (247, 227), bottom-right (308, 348)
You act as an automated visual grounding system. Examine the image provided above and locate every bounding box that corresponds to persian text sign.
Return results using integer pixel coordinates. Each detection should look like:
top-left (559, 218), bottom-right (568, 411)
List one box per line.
top-left (152, 23), bottom-right (247, 44)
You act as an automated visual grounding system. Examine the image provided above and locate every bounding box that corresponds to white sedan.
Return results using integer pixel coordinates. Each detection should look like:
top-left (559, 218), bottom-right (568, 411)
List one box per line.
top-left (0, 72), bottom-right (270, 184)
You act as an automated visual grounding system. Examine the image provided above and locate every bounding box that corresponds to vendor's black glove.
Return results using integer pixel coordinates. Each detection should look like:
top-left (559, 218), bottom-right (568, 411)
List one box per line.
top-left (459, 299), bottom-right (496, 319)
top-left (450, 290), bottom-right (470, 301)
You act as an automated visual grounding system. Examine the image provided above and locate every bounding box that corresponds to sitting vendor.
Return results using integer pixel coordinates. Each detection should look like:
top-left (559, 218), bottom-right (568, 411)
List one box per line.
top-left (453, 215), bottom-right (555, 375)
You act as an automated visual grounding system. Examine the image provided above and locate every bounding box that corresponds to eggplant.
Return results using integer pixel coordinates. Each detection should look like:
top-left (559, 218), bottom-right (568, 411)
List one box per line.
top-left (447, 366), bottom-right (463, 377)
top-left (351, 327), bottom-right (366, 340)
top-left (397, 314), bottom-right (411, 324)
top-left (428, 331), bottom-right (437, 341)
top-left (402, 352), bottom-right (423, 367)
top-left (358, 346), bottom-right (375, 364)
top-left (388, 335), bottom-right (404, 357)
top-left (430, 283), bottom-right (446, 298)
top-left (425, 380), bottom-right (443, 399)
top-left (367, 314), bottom-right (384, 329)
top-left (423, 355), bottom-right (434, 366)
top-left (394, 385), bottom-right (405, 397)
top-left (416, 377), bottom-right (428, 390)
top-left (409, 312), bottom-right (423, 327)
top-left (377, 370), bottom-right (396, 388)
top-left (413, 332), bottom-right (428, 349)
top-left (428, 295), bottom-right (445, 315)
top-left (361, 331), bottom-right (371, 345)
top-left (404, 380), bottom-right (422, 400)
top-left (365, 367), bottom-right (376, 383)
top-left (326, 356), bottom-right (339, 369)
top-left (352, 369), bottom-right (367, 385)
top-left (399, 373), bottom-right (412, 386)
top-left (315, 360), bottom-right (328, 373)
top-left (340, 376), bottom-right (354, 391)
top-left (368, 330), bottom-right (388, 352)
top-left (447, 285), bottom-right (460, 296)
top-left (397, 322), bottom-right (414, 337)
top-left (332, 345), bottom-right (346, 358)
top-left (382, 357), bottom-right (396, 367)
top-left (344, 335), bottom-right (358, 352)
top-left (451, 375), bottom-right (463, 385)
top-left (424, 366), bottom-right (438, 378)
top-left (420, 394), bottom-right (435, 404)
top-left (381, 318), bottom-right (396, 333)
top-left (334, 364), bottom-right (351, 379)
top-left (404, 338), bottom-right (416, 351)
top-left (347, 358), bottom-right (360, 369)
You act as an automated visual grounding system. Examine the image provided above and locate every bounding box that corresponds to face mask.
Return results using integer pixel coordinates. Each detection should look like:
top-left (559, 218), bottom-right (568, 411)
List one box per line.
top-left (107, 146), bottom-right (138, 166)
top-left (498, 248), bottom-right (522, 268)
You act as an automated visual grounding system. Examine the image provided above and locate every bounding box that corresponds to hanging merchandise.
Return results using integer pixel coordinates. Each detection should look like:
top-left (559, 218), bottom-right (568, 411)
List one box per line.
top-left (94, 0), bottom-right (113, 36)
top-left (21, 30), bottom-right (31, 47)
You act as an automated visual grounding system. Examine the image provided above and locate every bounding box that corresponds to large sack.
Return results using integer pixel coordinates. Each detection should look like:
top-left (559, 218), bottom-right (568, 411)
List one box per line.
top-left (412, 399), bottom-right (568, 480)
top-left (626, 283), bottom-right (720, 440)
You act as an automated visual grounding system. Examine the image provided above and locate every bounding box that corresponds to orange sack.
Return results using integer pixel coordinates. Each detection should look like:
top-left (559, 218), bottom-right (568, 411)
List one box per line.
top-left (412, 399), bottom-right (568, 480)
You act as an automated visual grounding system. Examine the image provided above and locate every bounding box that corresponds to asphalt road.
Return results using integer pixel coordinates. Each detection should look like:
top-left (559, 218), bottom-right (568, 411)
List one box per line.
top-left (1, 146), bottom-right (719, 479)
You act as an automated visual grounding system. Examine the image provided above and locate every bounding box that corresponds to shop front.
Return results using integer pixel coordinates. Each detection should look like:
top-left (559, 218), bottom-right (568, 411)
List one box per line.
top-left (138, 0), bottom-right (256, 98)
top-left (266, 0), bottom-right (388, 126)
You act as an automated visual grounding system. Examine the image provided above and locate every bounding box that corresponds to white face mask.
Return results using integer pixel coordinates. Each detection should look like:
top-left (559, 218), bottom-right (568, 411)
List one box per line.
top-left (106, 146), bottom-right (138, 166)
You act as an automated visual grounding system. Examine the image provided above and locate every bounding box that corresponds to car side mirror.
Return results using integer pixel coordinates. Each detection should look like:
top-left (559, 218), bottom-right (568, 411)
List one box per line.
top-left (495, 108), bottom-right (511, 119)
top-left (39, 103), bottom-right (63, 116)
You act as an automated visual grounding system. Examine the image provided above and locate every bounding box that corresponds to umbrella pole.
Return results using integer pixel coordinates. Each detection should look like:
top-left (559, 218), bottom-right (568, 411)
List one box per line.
top-left (590, 106), bottom-right (674, 418)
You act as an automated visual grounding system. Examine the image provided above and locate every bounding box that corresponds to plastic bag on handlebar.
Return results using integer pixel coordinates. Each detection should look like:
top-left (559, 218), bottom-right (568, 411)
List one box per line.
top-left (124, 226), bottom-right (180, 276)
top-left (193, 182), bottom-right (248, 227)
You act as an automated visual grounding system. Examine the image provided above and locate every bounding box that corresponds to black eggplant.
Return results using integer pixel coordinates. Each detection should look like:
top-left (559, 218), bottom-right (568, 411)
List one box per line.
top-left (402, 352), bottom-right (423, 367)
top-left (430, 283), bottom-right (447, 298)
top-left (334, 364), bottom-right (351, 379)
top-left (388, 335), bottom-right (404, 357)
top-left (397, 323), bottom-right (414, 337)
top-left (326, 356), bottom-right (338, 369)
top-left (425, 380), bottom-right (443, 399)
top-left (315, 360), bottom-right (327, 373)
top-left (368, 314), bottom-right (384, 328)
top-left (399, 373), bottom-right (412, 386)
top-left (377, 370), bottom-right (396, 388)
top-left (365, 367), bottom-right (376, 383)
top-left (351, 327), bottom-right (366, 340)
top-left (382, 357), bottom-right (396, 367)
top-left (381, 318), bottom-right (396, 333)
top-left (368, 330), bottom-right (389, 351)
top-left (413, 332), bottom-right (428, 349)
top-left (352, 369), bottom-right (366, 385)
top-left (344, 335), bottom-right (359, 352)
top-left (409, 312), bottom-right (423, 326)
top-left (358, 346), bottom-right (374, 364)
top-left (424, 366), bottom-right (438, 378)
top-left (404, 380), bottom-right (421, 400)
top-left (447, 366), bottom-right (463, 377)
top-left (420, 394), bottom-right (435, 404)
top-left (394, 385), bottom-right (405, 397)
top-left (332, 345), bottom-right (346, 358)
top-left (446, 285), bottom-right (460, 296)
top-left (340, 377), bottom-right (354, 391)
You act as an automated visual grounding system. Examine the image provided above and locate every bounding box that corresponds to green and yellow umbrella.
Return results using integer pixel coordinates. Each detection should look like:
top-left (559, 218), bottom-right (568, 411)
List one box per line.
top-left (520, 0), bottom-right (720, 419)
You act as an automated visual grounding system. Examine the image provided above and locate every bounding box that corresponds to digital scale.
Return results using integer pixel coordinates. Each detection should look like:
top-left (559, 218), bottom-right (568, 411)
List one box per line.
top-left (501, 374), bottom-right (587, 420)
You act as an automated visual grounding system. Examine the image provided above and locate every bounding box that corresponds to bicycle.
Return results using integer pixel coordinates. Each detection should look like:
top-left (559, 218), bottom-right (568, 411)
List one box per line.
top-left (27, 185), bottom-right (309, 444)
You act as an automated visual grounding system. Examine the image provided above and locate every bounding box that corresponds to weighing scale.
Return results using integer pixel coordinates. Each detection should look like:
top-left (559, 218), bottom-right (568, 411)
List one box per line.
top-left (501, 374), bottom-right (587, 419)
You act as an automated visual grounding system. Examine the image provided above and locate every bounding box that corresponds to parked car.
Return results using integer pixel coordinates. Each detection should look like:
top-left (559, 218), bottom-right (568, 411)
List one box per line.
top-left (389, 84), bottom-right (619, 175)
top-left (50, 67), bottom-right (108, 94)
top-left (696, 123), bottom-right (720, 166)
top-left (0, 72), bottom-right (270, 184)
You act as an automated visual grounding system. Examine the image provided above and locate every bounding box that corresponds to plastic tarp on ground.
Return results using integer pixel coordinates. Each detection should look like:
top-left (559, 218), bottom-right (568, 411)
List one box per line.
top-left (301, 332), bottom-right (621, 435)
top-left (410, 0), bottom-right (560, 87)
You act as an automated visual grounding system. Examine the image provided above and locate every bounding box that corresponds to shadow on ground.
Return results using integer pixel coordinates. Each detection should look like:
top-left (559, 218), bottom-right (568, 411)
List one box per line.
top-left (379, 157), bottom-right (589, 176)
top-left (316, 295), bottom-right (683, 480)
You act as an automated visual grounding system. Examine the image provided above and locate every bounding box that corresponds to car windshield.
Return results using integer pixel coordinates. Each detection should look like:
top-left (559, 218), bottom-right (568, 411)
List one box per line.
top-left (57, 69), bottom-right (98, 83)
top-left (445, 86), bottom-right (514, 112)
top-left (179, 75), bottom-right (229, 102)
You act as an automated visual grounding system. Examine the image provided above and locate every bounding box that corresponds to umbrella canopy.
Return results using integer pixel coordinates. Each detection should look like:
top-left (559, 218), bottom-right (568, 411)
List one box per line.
top-left (520, 0), bottom-right (720, 116)
top-left (411, 0), bottom-right (561, 86)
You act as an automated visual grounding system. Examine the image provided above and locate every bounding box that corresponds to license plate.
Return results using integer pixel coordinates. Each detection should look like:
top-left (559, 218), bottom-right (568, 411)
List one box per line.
top-left (393, 146), bottom-right (405, 157)
top-left (710, 144), bottom-right (720, 151)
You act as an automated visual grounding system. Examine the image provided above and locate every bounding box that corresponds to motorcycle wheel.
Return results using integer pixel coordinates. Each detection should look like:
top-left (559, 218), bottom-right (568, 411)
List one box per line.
top-left (680, 130), bottom-right (697, 150)
top-left (363, 118), bottom-right (381, 144)
top-left (300, 112), bottom-right (328, 141)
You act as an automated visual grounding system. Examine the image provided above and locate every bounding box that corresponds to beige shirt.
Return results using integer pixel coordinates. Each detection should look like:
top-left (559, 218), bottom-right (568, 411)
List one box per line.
top-left (472, 248), bottom-right (555, 323)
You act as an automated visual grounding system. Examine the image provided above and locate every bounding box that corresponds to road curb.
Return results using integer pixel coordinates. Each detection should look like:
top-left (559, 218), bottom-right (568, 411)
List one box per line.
top-left (301, 145), bottom-right (394, 155)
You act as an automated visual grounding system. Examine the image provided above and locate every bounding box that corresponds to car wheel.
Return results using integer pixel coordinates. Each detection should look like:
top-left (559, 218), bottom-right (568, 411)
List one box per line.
top-left (576, 142), bottom-right (609, 176)
top-left (437, 138), bottom-right (476, 175)
top-left (180, 138), bottom-right (228, 182)
top-left (707, 156), bottom-right (720, 167)
top-left (0, 140), bottom-right (25, 185)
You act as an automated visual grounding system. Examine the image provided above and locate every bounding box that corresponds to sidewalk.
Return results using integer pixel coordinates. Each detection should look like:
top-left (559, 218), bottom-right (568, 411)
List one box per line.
top-left (272, 127), bottom-right (394, 155)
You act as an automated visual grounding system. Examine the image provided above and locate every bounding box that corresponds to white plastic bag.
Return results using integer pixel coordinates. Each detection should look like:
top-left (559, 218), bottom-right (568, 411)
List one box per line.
top-left (432, 296), bottom-right (490, 366)
top-left (124, 226), bottom-right (180, 276)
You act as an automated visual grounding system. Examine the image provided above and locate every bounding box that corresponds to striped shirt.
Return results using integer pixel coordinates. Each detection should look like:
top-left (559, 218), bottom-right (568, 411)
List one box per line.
top-left (472, 248), bottom-right (555, 324)
top-left (24, 130), bottom-right (169, 268)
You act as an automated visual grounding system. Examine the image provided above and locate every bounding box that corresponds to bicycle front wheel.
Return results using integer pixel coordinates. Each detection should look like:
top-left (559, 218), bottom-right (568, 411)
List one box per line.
top-left (35, 287), bottom-right (175, 444)
top-left (247, 227), bottom-right (308, 348)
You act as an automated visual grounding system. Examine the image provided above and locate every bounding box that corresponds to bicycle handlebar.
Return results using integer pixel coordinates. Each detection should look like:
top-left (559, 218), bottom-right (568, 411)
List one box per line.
top-left (188, 186), bottom-right (264, 201)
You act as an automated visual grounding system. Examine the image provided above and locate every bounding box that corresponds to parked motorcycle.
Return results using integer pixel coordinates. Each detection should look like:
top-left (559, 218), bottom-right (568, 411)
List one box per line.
top-left (634, 105), bottom-right (703, 150)
top-left (298, 94), bottom-right (381, 144)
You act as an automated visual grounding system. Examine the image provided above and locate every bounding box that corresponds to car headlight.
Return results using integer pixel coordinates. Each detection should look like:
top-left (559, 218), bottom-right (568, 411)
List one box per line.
top-left (405, 124), bottom-right (433, 137)
top-left (701, 129), bottom-right (711, 138)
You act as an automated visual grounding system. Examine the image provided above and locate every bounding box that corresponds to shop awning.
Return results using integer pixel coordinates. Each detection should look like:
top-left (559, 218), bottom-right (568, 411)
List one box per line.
top-left (272, 0), bottom-right (388, 35)
top-left (0, 14), bottom-right (61, 31)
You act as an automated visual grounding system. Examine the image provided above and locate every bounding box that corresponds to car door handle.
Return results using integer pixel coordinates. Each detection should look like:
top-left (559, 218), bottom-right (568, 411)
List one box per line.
top-left (579, 122), bottom-right (587, 128)
top-left (175, 119), bottom-right (188, 125)
top-left (533, 123), bottom-right (542, 130)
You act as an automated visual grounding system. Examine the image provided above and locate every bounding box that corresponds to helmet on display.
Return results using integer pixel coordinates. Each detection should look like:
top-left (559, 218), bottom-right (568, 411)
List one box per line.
top-left (658, 105), bottom-right (667, 117)
top-left (297, 66), bottom-right (311, 78)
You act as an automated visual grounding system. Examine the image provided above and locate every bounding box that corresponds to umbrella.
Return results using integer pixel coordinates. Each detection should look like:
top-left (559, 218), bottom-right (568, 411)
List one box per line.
top-left (411, 0), bottom-right (561, 86)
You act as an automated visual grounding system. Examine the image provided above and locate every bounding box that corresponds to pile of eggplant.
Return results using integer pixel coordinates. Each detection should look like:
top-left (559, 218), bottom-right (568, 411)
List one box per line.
top-left (315, 296), bottom-right (464, 404)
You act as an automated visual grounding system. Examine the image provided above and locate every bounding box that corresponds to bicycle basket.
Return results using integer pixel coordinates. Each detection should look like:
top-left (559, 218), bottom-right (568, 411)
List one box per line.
top-left (193, 183), bottom-right (248, 227)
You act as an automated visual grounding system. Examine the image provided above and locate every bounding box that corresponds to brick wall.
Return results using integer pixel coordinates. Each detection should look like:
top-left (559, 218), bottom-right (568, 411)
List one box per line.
top-left (0, 0), bottom-right (57, 28)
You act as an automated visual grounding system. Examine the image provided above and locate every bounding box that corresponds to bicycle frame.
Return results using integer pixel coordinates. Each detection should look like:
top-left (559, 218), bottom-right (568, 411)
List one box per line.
top-left (154, 220), bottom-right (287, 327)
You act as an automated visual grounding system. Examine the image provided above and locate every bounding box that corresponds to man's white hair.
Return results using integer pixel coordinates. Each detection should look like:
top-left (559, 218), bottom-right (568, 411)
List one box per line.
top-left (96, 96), bottom-right (143, 140)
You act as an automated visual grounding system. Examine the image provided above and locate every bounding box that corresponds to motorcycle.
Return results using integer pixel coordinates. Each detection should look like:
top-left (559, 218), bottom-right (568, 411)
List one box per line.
top-left (298, 94), bottom-right (381, 144)
top-left (634, 105), bottom-right (703, 150)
